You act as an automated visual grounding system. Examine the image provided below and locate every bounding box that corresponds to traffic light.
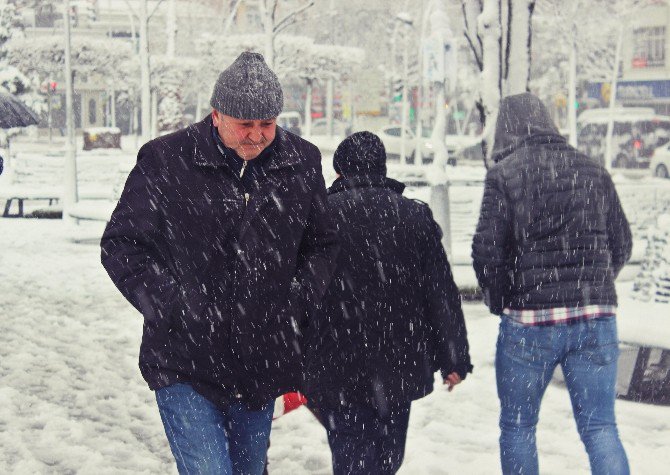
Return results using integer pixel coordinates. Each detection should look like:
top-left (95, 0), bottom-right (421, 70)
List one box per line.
top-left (392, 77), bottom-right (403, 102)
top-left (50, 81), bottom-right (57, 92)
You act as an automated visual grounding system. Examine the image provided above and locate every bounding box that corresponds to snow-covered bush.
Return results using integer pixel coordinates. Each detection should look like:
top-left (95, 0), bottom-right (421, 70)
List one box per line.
top-left (634, 214), bottom-right (670, 304)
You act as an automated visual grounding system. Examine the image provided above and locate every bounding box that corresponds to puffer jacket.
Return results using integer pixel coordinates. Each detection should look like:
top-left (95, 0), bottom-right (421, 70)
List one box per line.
top-left (472, 93), bottom-right (632, 314)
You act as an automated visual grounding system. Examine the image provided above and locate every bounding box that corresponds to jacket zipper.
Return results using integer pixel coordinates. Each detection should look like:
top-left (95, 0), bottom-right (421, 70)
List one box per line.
top-left (238, 161), bottom-right (250, 206)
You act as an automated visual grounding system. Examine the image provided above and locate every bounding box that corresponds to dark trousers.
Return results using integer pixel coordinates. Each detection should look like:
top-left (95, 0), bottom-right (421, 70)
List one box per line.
top-left (322, 403), bottom-right (411, 475)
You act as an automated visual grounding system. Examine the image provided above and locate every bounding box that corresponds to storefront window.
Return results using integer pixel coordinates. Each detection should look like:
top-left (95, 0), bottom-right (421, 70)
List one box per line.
top-left (633, 26), bottom-right (666, 68)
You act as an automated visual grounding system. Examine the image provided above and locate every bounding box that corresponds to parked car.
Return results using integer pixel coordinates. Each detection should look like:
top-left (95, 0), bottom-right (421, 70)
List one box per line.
top-left (577, 107), bottom-right (670, 168)
top-left (650, 142), bottom-right (670, 178)
top-left (277, 111), bottom-right (302, 136)
top-left (378, 125), bottom-right (435, 163)
top-left (447, 135), bottom-right (484, 163)
top-left (309, 118), bottom-right (352, 137)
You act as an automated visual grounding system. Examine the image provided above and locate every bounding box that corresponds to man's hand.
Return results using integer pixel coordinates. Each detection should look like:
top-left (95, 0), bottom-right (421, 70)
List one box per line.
top-left (443, 372), bottom-right (462, 392)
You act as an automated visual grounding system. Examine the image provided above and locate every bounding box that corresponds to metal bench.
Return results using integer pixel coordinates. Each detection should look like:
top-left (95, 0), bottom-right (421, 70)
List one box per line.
top-left (3, 195), bottom-right (60, 217)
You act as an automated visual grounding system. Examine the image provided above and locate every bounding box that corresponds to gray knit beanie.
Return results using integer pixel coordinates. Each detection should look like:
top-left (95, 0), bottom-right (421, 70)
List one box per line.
top-left (210, 52), bottom-right (284, 120)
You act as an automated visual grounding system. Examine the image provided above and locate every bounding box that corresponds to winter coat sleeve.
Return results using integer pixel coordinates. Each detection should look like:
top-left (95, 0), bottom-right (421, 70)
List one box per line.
top-left (100, 143), bottom-right (183, 324)
top-left (293, 158), bottom-right (339, 322)
top-left (471, 169), bottom-right (513, 315)
top-left (604, 173), bottom-right (632, 278)
top-left (422, 206), bottom-right (473, 380)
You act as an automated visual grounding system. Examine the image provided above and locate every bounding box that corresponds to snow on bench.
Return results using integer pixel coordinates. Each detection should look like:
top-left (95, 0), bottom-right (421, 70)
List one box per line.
top-left (1, 185), bottom-right (114, 217)
top-left (67, 200), bottom-right (117, 222)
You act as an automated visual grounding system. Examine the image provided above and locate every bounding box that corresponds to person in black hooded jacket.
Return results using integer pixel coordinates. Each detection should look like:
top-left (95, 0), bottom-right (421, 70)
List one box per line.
top-left (472, 93), bottom-right (631, 475)
top-left (305, 131), bottom-right (472, 475)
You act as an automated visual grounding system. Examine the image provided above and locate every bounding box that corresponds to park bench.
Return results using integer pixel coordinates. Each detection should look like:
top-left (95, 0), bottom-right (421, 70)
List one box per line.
top-left (1, 186), bottom-right (61, 217)
top-left (1, 185), bottom-right (115, 218)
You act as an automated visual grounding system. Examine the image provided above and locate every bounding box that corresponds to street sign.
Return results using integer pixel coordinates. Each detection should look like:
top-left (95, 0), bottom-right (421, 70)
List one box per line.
top-left (423, 37), bottom-right (444, 83)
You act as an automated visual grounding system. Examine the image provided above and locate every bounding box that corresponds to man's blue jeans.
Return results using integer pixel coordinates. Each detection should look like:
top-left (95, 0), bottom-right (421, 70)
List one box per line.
top-left (155, 383), bottom-right (273, 475)
top-left (496, 317), bottom-right (629, 475)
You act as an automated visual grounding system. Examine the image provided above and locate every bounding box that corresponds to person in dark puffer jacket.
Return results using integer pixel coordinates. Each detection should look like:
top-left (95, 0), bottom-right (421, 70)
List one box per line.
top-left (306, 131), bottom-right (472, 475)
top-left (472, 93), bottom-right (632, 475)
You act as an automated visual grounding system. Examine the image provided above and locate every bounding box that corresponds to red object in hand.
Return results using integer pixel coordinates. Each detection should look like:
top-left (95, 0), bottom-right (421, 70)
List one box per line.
top-left (273, 392), bottom-right (308, 419)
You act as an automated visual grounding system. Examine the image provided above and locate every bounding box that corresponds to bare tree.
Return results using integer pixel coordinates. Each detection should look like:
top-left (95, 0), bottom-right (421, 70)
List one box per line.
top-left (462, 0), bottom-right (536, 168)
top-left (504, 0), bottom-right (535, 95)
top-left (257, 0), bottom-right (315, 68)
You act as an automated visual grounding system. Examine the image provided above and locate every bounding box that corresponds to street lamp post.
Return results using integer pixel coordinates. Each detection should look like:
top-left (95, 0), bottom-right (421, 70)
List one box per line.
top-left (396, 12), bottom-right (413, 164)
top-left (63, 0), bottom-right (78, 221)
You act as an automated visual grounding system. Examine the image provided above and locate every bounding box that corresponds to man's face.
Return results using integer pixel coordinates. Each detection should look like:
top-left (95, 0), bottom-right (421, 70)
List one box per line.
top-left (212, 110), bottom-right (277, 161)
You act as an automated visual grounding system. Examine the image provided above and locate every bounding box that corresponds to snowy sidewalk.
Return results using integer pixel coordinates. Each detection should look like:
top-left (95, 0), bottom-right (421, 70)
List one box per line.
top-left (0, 220), bottom-right (668, 474)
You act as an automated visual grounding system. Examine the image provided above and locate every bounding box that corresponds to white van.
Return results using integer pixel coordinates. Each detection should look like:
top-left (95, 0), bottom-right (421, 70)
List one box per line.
top-left (577, 107), bottom-right (670, 168)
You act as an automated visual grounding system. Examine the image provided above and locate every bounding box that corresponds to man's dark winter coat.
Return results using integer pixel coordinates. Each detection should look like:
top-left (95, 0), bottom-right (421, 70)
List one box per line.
top-left (472, 93), bottom-right (633, 315)
top-left (305, 174), bottom-right (472, 412)
top-left (101, 116), bottom-right (338, 409)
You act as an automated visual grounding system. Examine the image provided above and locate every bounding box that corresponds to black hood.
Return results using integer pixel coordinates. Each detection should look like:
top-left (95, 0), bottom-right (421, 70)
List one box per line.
top-left (492, 93), bottom-right (565, 163)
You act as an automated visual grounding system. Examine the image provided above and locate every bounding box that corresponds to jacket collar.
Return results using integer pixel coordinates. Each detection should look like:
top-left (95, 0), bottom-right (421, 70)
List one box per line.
top-left (191, 115), bottom-right (302, 171)
top-left (328, 174), bottom-right (405, 195)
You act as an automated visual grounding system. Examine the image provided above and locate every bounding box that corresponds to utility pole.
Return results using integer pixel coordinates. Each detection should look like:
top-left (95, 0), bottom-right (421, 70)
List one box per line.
top-left (63, 0), bottom-right (78, 220)
top-left (415, 0), bottom-right (429, 167)
top-left (605, 23), bottom-right (624, 172)
top-left (401, 30), bottom-right (409, 162)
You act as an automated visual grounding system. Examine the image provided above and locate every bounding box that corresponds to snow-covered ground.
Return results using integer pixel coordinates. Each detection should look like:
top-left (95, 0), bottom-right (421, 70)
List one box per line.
top-left (0, 219), bottom-right (669, 474)
top-left (2, 138), bottom-right (670, 473)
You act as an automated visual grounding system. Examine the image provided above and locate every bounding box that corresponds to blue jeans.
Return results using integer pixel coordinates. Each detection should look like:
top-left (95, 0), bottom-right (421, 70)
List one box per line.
top-left (155, 383), bottom-right (273, 475)
top-left (496, 317), bottom-right (629, 475)
top-left (321, 403), bottom-right (411, 475)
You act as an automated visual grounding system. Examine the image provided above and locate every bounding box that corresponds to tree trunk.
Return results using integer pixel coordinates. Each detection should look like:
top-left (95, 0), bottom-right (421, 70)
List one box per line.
top-left (111, 86), bottom-right (117, 128)
top-left (478, 0), bottom-right (502, 168)
top-left (304, 79), bottom-right (313, 136)
top-left (505, 0), bottom-right (535, 95)
top-left (166, 0), bottom-right (177, 57)
top-left (260, 0), bottom-right (275, 68)
top-left (195, 91), bottom-right (203, 122)
top-left (567, 1), bottom-right (579, 147)
top-left (139, 0), bottom-right (151, 142)
top-left (326, 78), bottom-right (334, 137)
top-left (151, 89), bottom-right (158, 139)
top-left (431, 85), bottom-right (449, 170)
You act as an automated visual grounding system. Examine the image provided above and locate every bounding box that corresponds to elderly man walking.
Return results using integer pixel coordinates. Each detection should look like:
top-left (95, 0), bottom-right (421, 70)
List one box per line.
top-left (101, 52), bottom-right (338, 474)
top-left (472, 93), bottom-right (632, 475)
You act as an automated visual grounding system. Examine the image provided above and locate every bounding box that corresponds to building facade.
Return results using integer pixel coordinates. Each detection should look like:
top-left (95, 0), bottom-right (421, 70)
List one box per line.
top-left (587, 2), bottom-right (670, 115)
